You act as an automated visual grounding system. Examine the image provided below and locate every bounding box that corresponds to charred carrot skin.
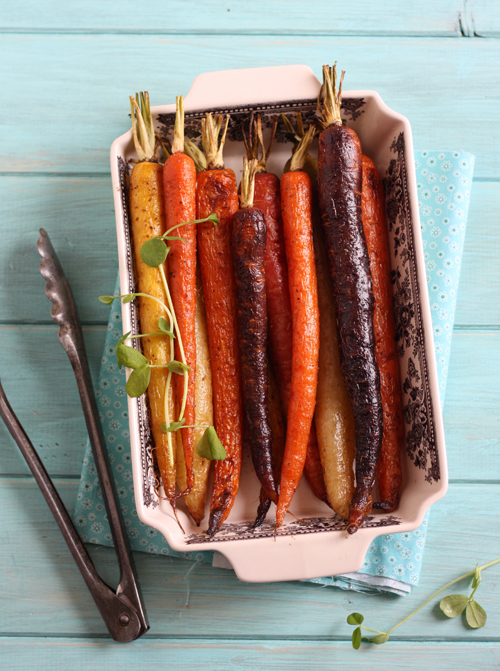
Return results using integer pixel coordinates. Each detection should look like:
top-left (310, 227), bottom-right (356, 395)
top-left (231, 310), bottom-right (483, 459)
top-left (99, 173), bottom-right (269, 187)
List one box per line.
top-left (318, 126), bottom-right (383, 534)
top-left (254, 171), bottom-right (328, 507)
top-left (197, 168), bottom-right (243, 535)
top-left (233, 207), bottom-right (278, 503)
top-left (362, 155), bottom-right (404, 512)
top-left (276, 170), bottom-right (320, 528)
top-left (254, 365), bottom-right (286, 527)
top-left (163, 152), bottom-right (197, 490)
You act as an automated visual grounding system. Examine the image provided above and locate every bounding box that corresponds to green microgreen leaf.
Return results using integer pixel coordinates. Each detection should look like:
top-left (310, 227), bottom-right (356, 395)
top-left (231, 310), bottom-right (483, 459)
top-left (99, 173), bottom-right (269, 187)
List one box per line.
top-left (196, 426), bottom-right (226, 460)
top-left (161, 418), bottom-right (186, 433)
top-left (440, 594), bottom-right (469, 618)
top-left (116, 343), bottom-right (148, 370)
top-left (125, 364), bottom-right (151, 397)
top-left (206, 213), bottom-right (218, 224)
top-left (160, 235), bottom-right (187, 242)
top-left (122, 293), bottom-right (136, 304)
top-left (99, 295), bottom-right (116, 305)
top-left (116, 331), bottom-right (132, 348)
top-left (362, 633), bottom-right (389, 645)
top-left (472, 564), bottom-right (481, 590)
top-left (158, 317), bottom-right (174, 337)
top-left (351, 627), bottom-right (362, 650)
top-left (140, 237), bottom-right (169, 268)
top-left (167, 360), bottom-right (191, 375)
top-left (466, 600), bottom-right (487, 629)
top-left (347, 613), bottom-right (364, 625)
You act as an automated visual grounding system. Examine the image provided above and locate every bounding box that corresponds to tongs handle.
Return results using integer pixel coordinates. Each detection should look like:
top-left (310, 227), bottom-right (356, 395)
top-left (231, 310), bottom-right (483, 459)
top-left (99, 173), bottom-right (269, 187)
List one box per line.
top-left (33, 228), bottom-right (148, 641)
top-left (0, 384), bottom-right (145, 641)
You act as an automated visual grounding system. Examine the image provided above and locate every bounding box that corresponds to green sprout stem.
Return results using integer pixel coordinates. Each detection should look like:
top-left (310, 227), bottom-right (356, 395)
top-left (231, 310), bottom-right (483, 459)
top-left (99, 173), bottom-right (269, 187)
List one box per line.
top-left (164, 214), bottom-right (217, 238)
top-left (158, 264), bottom-right (189, 425)
top-left (164, 370), bottom-right (174, 466)
top-left (382, 557), bottom-right (500, 636)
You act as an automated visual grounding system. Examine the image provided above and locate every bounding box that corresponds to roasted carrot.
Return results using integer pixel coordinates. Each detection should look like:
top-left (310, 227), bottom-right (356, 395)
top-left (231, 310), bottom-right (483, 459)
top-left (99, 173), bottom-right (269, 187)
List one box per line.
top-left (246, 116), bottom-right (327, 509)
top-left (196, 113), bottom-right (243, 535)
top-left (362, 155), bottom-right (404, 512)
top-left (163, 95), bottom-right (197, 493)
top-left (254, 364), bottom-right (286, 527)
top-left (128, 93), bottom-right (177, 503)
top-left (233, 157), bottom-right (278, 504)
top-left (313, 217), bottom-right (356, 520)
top-left (317, 65), bottom-right (383, 534)
top-left (176, 274), bottom-right (214, 524)
top-left (276, 127), bottom-right (320, 529)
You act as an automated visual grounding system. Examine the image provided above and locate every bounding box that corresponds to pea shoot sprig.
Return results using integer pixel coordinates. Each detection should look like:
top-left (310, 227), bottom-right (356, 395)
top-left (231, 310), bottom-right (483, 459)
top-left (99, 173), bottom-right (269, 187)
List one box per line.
top-left (347, 557), bottom-right (500, 649)
top-left (99, 213), bottom-right (225, 468)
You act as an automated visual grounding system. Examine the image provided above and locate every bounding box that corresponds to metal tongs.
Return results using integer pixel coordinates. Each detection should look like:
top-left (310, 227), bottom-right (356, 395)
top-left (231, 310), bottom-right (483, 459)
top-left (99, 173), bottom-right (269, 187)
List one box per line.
top-left (0, 229), bottom-right (148, 642)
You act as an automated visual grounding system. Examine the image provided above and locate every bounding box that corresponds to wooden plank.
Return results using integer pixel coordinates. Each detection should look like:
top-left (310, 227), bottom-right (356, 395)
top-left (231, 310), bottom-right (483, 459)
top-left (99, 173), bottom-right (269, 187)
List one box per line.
top-left (0, 327), bottom-right (498, 480)
top-left (455, 182), bottom-right (500, 327)
top-left (0, 36), bottom-right (498, 179)
top-left (0, 327), bottom-right (104, 477)
top-left (0, 176), bottom-right (498, 328)
top-left (443, 331), bottom-right (500, 480)
top-left (470, 0), bottom-right (500, 37)
top-left (0, 1), bottom-right (464, 36)
top-left (0, 176), bottom-right (117, 325)
top-left (0, 638), bottom-right (499, 670)
top-left (0, 479), bottom-right (499, 638)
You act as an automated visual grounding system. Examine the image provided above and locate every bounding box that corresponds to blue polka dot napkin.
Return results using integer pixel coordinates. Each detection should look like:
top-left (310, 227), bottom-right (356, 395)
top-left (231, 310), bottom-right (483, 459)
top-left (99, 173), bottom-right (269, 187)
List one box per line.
top-left (74, 150), bottom-right (474, 595)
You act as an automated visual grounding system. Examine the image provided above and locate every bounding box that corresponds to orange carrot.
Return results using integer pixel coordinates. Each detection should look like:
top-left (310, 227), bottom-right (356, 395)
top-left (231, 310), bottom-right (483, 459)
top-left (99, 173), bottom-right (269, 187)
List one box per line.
top-left (362, 155), bottom-right (404, 512)
top-left (163, 96), bottom-right (197, 492)
top-left (249, 116), bottom-right (327, 509)
top-left (276, 128), bottom-right (320, 529)
top-left (196, 114), bottom-right (243, 535)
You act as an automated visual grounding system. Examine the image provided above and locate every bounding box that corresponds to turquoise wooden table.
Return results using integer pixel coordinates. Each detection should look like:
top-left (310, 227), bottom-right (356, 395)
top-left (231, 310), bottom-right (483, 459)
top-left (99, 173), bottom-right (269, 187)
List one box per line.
top-left (1, 2), bottom-right (499, 668)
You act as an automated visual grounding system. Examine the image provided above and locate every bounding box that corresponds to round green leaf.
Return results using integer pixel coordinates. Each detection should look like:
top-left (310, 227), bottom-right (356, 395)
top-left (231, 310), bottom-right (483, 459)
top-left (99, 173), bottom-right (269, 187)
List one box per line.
top-left (440, 594), bottom-right (469, 618)
top-left (196, 426), bottom-right (227, 461)
top-left (99, 295), bottom-right (115, 305)
top-left (122, 293), bottom-right (136, 304)
top-left (167, 360), bottom-right (191, 375)
top-left (140, 237), bottom-right (168, 268)
top-left (161, 419), bottom-right (186, 433)
top-left (370, 633), bottom-right (389, 645)
top-left (125, 364), bottom-right (151, 397)
top-left (466, 600), bottom-right (487, 629)
top-left (115, 331), bottom-right (132, 349)
top-left (351, 627), bottom-right (362, 650)
top-left (116, 343), bottom-right (148, 370)
top-left (158, 317), bottom-right (174, 337)
top-left (347, 613), bottom-right (364, 625)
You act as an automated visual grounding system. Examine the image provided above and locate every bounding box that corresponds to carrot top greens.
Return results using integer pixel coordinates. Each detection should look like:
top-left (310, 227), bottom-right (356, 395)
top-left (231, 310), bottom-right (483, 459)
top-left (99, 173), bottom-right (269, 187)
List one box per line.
top-left (130, 92), bottom-right (156, 161)
top-left (239, 157), bottom-right (258, 209)
top-left (201, 113), bottom-right (230, 169)
top-left (316, 63), bottom-right (345, 130)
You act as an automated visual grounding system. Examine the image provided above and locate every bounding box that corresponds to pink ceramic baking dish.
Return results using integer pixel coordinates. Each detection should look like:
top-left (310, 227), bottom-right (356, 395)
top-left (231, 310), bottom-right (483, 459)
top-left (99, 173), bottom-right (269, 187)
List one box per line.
top-left (110, 65), bottom-right (447, 582)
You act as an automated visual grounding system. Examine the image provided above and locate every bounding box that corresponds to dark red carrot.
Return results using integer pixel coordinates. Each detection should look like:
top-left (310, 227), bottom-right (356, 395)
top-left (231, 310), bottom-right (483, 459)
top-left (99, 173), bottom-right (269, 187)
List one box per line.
top-left (276, 127), bottom-right (320, 529)
top-left (163, 95), bottom-right (197, 493)
top-left (247, 116), bottom-right (328, 509)
top-left (233, 157), bottom-right (278, 504)
top-left (361, 155), bottom-right (404, 512)
top-left (254, 364), bottom-right (286, 527)
top-left (317, 65), bottom-right (383, 534)
top-left (196, 113), bottom-right (243, 536)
